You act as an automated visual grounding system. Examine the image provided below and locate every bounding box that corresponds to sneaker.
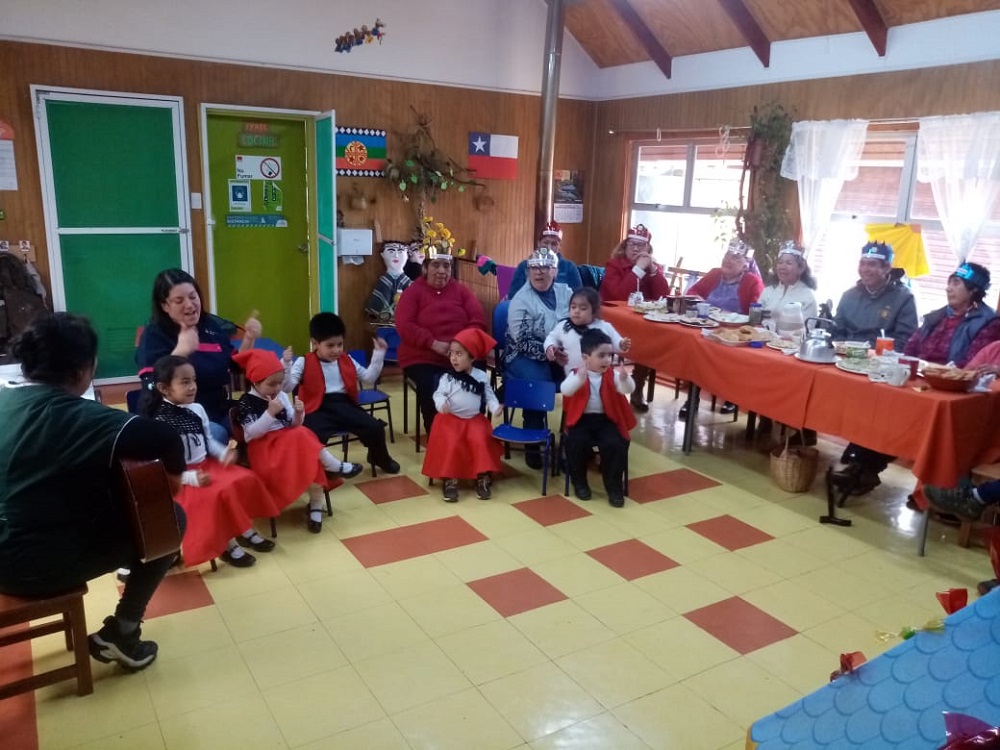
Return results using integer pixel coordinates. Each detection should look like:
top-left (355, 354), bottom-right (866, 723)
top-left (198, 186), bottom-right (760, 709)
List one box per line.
top-left (475, 473), bottom-right (492, 500)
top-left (236, 532), bottom-right (276, 553)
top-left (924, 483), bottom-right (984, 521)
top-left (88, 616), bottom-right (158, 670)
top-left (443, 479), bottom-right (459, 502)
top-left (220, 548), bottom-right (257, 568)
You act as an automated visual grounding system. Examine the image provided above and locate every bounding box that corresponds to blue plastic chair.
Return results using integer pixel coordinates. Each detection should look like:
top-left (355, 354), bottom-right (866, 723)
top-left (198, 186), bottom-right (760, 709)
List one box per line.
top-left (349, 348), bottom-right (394, 443)
top-left (376, 326), bottom-right (400, 365)
top-left (492, 378), bottom-right (557, 494)
top-left (491, 300), bottom-right (510, 393)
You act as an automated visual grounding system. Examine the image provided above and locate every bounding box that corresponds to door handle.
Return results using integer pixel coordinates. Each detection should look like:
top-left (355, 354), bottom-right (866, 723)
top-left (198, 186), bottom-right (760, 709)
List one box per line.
top-left (296, 242), bottom-right (309, 254)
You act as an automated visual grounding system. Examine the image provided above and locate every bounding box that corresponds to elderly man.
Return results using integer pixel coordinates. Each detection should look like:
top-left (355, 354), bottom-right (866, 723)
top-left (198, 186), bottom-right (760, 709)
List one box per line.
top-left (831, 241), bottom-right (919, 495)
top-left (504, 247), bottom-right (573, 467)
top-left (507, 221), bottom-right (582, 298)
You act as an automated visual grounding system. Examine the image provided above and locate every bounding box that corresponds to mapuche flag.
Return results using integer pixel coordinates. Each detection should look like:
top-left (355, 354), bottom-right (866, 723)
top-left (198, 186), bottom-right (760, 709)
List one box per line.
top-left (336, 127), bottom-right (386, 177)
top-left (468, 132), bottom-right (518, 180)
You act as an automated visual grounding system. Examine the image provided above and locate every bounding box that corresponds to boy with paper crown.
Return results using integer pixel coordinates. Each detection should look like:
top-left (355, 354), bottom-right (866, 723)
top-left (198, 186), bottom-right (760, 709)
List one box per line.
top-left (233, 348), bottom-right (361, 533)
top-left (560, 328), bottom-right (637, 508)
top-left (422, 327), bottom-right (504, 502)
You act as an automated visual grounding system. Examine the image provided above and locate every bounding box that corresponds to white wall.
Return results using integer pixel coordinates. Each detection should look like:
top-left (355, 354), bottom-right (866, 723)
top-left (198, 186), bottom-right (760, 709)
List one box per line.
top-left (3, 1), bottom-right (1000, 101)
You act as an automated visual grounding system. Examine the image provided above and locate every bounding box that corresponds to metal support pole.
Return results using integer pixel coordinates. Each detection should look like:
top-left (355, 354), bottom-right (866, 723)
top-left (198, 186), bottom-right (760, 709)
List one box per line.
top-left (536, 0), bottom-right (565, 241)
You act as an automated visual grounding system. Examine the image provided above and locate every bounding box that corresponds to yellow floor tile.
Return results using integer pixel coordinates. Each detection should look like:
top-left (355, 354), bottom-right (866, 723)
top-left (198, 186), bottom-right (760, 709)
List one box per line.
top-left (682, 657), bottom-right (803, 727)
top-left (742, 579), bottom-right (845, 632)
top-left (781, 524), bottom-right (878, 563)
top-left (393, 687), bottom-right (523, 750)
top-left (478, 662), bottom-right (604, 742)
top-left (507, 600), bottom-right (616, 659)
top-left (531, 552), bottom-right (624, 598)
top-left (238, 622), bottom-right (347, 689)
top-left (435, 619), bottom-right (548, 685)
top-left (296, 568), bottom-right (392, 619)
top-left (592, 502), bottom-right (675, 537)
top-left (200, 557), bottom-right (293, 603)
top-left (369, 555), bottom-right (461, 600)
top-left (612, 683), bottom-right (745, 749)
top-left (788, 566), bottom-right (896, 611)
top-left (745, 634), bottom-right (837, 695)
top-left (528, 712), bottom-right (652, 749)
top-left (573, 582), bottom-right (675, 634)
top-left (433, 539), bottom-right (523, 582)
top-left (685, 551), bottom-right (784, 596)
top-left (143, 644), bottom-right (259, 720)
top-left (492, 528), bottom-right (580, 567)
top-left (733, 502), bottom-right (823, 538)
top-left (133, 607), bottom-right (235, 664)
top-left (324, 601), bottom-right (430, 663)
top-left (379, 494), bottom-right (457, 526)
top-left (548, 515), bottom-right (633, 551)
top-left (158, 694), bottom-right (286, 749)
top-left (556, 639), bottom-right (675, 709)
top-left (800, 612), bottom-right (894, 659)
top-left (624, 616), bottom-right (740, 681)
top-left (270, 531), bottom-right (365, 582)
top-left (633, 566), bottom-right (732, 614)
top-left (398, 582), bottom-right (501, 637)
top-left (328, 506), bottom-right (401, 540)
top-left (215, 585), bottom-right (317, 643)
top-left (692, 484), bottom-right (769, 515)
top-left (643, 494), bottom-right (729, 527)
top-left (70, 722), bottom-right (166, 750)
top-left (299, 718), bottom-right (410, 750)
top-left (733, 537), bottom-right (828, 577)
top-left (639, 526), bottom-right (727, 565)
top-left (353, 640), bottom-right (471, 714)
top-left (455, 503), bottom-right (550, 540)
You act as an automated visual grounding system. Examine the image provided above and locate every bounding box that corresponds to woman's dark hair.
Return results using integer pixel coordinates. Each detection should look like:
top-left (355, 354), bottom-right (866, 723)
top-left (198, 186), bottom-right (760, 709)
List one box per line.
top-left (309, 312), bottom-right (346, 341)
top-left (953, 262), bottom-right (991, 305)
top-left (570, 287), bottom-right (602, 318)
top-left (150, 268), bottom-right (204, 331)
top-left (140, 355), bottom-right (191, 418)
top-left (12, 313), bottom-right (98, 387)
top-left (767, 255), bottom-right (818, 290)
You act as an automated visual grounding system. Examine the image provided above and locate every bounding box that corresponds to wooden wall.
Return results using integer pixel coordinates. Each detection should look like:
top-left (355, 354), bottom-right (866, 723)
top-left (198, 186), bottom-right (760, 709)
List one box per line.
top-left (0, 41), bottom-right (596, 348)
top-left (589, 59), bottom-right (1000, 264)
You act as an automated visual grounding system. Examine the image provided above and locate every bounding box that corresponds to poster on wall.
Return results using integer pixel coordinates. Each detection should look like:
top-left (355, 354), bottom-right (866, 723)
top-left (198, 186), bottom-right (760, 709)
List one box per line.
top-left (552, 169), bottom-right (583, 224)
top-left (227, 154), bottom-right (287, 227)
top-left (0, 120), bottom-right (17, 191)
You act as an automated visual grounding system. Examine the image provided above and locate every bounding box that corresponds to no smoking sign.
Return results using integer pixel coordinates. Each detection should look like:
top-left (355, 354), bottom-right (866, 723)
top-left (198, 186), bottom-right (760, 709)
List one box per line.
top-left (236, 154), bottom-right (282, 180)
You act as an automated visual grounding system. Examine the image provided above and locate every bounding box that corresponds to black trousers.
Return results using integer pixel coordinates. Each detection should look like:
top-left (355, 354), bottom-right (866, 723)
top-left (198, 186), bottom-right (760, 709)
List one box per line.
top-left (564, 414), bottom-right (628, 495)
top-left (304, 394), bottom-right (392, 466)
top-left (404, 363), bottom-right (448, 433)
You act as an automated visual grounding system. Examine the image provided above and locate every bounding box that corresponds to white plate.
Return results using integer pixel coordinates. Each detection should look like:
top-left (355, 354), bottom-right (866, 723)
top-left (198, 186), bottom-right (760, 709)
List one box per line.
top-left (710, 312), bottom-right (750, 326)
top-left (710, 333), bottom-right (749, 347)
top-left (643, 312), bottom-right (679, 323)
top-left (678, 318), bottom-right (720, 329)
top-left (766, 339), bottom-right (798, 352)
top-left (835, 357), bottom-right (880, 375)
top-left (794, 352), bottom-right (835, 365)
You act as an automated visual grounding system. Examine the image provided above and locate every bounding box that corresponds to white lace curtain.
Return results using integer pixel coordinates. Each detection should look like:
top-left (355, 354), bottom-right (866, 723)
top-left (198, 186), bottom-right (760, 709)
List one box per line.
top-left (780, 119), bottom-right (869, 256)
top-left (916, 112), bottom-right (1000, 263)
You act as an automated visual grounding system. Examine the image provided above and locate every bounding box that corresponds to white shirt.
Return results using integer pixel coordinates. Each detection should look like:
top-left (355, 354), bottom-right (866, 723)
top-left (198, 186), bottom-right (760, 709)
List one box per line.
top-left (559, 368), bottom-right (634, 413)
top-left (167, 400), bottom-right (227, 486)
top-left (284, 350), bottom-right (385, 394)
top-left (432, 368), bottom-right (500, 419)
top-left (542, 319), bottom-right (625, 375)
top-left (758, 281), bottom-right (818, 320)
top-left (243, 389), bottom-right (305, 441)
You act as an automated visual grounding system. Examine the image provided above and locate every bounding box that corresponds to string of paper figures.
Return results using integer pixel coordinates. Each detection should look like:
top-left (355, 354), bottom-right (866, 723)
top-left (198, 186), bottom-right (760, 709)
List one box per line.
top-left (335, 19), bottom-right (386, 53)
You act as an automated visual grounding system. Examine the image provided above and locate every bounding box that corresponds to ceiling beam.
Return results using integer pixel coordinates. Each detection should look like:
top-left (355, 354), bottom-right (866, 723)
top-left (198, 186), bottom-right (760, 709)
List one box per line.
top-left (716, 0), bottom-right (771, 68)
top-left (845, 0), bottom-right (888, 56)
top-left (608, 0), bottom-right (673, 79)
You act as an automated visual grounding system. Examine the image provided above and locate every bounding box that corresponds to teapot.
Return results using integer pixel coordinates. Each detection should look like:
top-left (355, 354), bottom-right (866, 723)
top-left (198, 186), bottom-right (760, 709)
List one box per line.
top-left (797, 317), bottom-right (836, 363)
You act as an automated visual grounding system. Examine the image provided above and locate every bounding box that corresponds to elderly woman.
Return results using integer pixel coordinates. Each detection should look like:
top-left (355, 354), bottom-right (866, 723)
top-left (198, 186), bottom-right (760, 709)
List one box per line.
top-left (504, 247), bottom-right (573, 467)
top-left (395, 248), bottom-right (487, 432)
top-left (508, 220), bottom-right (582, 298)
top-left (1, 313), bottom-right (186, 670)
top-left (688, 238), bottom-right (764, 314)
top-left (600, 224), bottom-right (668, 410)
top-left (136, 269), bottom-right (260, 443)
top-left (903, 262), bottom-right (999, 366)
top-left (757, 241), bottom-right (818, 320)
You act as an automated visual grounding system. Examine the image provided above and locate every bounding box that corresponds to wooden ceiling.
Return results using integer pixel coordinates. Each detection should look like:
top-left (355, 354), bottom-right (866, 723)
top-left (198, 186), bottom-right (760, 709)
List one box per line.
top-left (565, 0), bottom-right (1000, 76)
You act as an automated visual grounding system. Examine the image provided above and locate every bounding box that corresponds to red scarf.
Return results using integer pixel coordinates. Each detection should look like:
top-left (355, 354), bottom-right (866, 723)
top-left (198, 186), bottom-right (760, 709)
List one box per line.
top-left (299, 352), bottom-right (359, 413)
top-left (563, 368), bottom-right (637, 439)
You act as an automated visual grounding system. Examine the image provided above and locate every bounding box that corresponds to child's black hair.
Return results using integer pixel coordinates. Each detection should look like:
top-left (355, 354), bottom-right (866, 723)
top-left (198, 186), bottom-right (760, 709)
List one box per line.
top-left (309, 312), bottom-right (346, 341)
top-left (140, 355), bottom-right (191, 418)
top-left (580, 328), bottom-right (612, 355)
top-left (570, 287), bottom-right (601, 318)
top-left (12, 312), bottom-right (98, 388)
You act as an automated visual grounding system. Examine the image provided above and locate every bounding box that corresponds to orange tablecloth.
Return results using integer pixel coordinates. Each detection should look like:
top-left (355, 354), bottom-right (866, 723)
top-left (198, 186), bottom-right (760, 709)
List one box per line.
top-left (604, 304), bottom-right (1000, 487)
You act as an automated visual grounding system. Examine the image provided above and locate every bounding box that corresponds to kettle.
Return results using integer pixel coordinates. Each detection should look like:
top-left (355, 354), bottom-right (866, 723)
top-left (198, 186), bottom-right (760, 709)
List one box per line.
top-left (798, 317), bottom-right (836, 363)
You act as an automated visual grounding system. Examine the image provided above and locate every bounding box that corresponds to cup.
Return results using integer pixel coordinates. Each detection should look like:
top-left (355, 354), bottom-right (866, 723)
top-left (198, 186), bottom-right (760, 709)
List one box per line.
top-left (898, 356), bottom-right (919, 379)
top-left (875, 337), bottom-right (894, 355)
top-left (695, 302), bottom-right (711, 319)
top-left (883, 364), bottom-right (910, 387)
top-left (748, 303), bottom-right (763, 326)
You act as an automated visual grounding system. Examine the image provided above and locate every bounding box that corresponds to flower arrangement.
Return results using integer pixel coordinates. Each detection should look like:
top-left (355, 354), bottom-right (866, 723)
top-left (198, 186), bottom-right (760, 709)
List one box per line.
top-left (418, 216), bottom-right (467, 258)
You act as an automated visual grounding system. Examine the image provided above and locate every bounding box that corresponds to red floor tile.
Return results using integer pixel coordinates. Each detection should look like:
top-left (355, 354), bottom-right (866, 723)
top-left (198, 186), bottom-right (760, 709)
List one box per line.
top-left (0, 627), bottom-right (37, 750)
top-left (342, 516), bottom-right (488, 567)
top-left (586, 539), bottom-right (679, 580)
top-left (119, 571), bottom-right (214, 620)
top-left (467, 568), bottom-right (567, 617)
top-left (686, 515), bottom-right (774, 551)
top-left (355, 475), bottom-right (429, 505)
top-left (513, 495), bottom-right (592, 527)
top-left (684, 597), bottom-right (797, 654)
top-left (626, 468), bottom-right (721, 504)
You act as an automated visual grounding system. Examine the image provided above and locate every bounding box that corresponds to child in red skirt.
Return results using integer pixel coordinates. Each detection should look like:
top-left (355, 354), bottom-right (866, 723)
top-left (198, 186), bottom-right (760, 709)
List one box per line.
top-left (422, 328), bottom-right (503, 501)
top-left (144, 355), bottom-right (278, 568)
top-left (233, 349), bottom-right (361, 533)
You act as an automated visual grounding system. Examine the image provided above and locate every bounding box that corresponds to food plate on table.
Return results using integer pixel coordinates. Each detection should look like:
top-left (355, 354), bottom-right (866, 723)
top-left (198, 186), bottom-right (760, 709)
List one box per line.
top-left (766, 338), bottom-right (798, 352)
top-left (794, 352), bottom-right (835, 364)
top-left (643, 312), bottom-right (680, 324)
top-left (678, 317), bottom-right (719, 329)
top-left (710, 311), bottom-right (750, 327)
top-left (921, 365), bottom-right (977, 392)
top-left (835, 357), bottom-right (880, 376)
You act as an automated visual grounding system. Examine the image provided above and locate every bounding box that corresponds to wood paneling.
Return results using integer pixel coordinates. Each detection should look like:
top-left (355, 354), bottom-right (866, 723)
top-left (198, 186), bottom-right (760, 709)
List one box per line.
top-left (566, 0), bottom-right (648, 68)
top-left (588, 59), bottom-right (1000, 263)
top-left (634, 0), bottom-right (746, 57)
top-left (879, 0), bottom-right (1000, 27)
top-left (0, 41), bottom-right (595, 349)
top-left (745, 0), bottom-right (859, 40)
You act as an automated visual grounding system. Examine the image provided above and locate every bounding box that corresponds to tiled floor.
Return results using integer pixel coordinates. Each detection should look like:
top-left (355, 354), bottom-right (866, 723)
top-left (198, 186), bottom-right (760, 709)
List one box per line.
top-left (4, 377), bottom-right (991, 749)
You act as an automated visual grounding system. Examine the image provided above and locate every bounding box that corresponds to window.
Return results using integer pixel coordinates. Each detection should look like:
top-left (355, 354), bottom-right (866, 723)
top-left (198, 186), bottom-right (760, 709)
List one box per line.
top-left (627, 138), bottom-right (747, 274)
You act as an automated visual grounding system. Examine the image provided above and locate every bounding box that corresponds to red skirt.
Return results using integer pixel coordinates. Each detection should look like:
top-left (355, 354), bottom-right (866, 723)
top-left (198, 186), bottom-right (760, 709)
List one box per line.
top-left (422, 413), bottom-right (502, 480)
top-left (175, 459), bottom-right (279, 566)
top-left (246, 427), bottom-right (326, 509)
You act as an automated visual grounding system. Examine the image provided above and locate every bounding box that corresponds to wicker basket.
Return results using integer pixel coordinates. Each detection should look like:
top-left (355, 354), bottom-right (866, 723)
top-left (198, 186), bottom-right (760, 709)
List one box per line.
top-left (770, 435), bottom-right (819, 493)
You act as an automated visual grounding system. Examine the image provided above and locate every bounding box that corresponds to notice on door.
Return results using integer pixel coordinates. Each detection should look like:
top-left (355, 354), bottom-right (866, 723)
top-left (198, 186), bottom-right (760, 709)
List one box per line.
top-left (235, 154), bottom-right (282, 180)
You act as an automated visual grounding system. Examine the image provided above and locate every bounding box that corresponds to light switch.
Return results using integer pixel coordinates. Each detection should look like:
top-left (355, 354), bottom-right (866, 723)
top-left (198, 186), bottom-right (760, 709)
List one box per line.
top-left (190, 192), bottom-right (203, 210)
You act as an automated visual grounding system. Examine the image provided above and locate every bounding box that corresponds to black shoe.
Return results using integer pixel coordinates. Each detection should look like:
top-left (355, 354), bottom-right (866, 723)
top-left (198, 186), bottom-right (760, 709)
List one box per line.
top-left (475, 473), bottom-right (492, 500)
top-left (678, 401), bottom-right (690, 419)
top-left (88, 616), bottom-right (158, 671)
top-left (573, 482), bottom-right (592, 501)
top-left (327, 462), bottom-right (363, 481)
top-left (719, 401), bottom-right (737, 415)
top-left (978, 579), bottom-right (1000, 596)
top-left (306, 508), bottom-right (323, 534)
top-left (630, 395), bottom-right (649, 413)
top-left (608, 493), bottom-right (625, 508)
top-left (237, 532), bottom-right (276, 553)
top-left (378, 459), bottom-right (401, 475)
top-left (220, 548), bottom-right (257, 568)
top-left (443, 479), bottom-right (459, 502)
top-left (115, 567), bottom-right (130, 584)
top-left (525, 451), bottom-right (543, 470)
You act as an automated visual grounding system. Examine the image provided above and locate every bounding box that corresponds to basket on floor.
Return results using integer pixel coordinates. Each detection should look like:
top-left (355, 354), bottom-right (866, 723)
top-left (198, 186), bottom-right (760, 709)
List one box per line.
top-left (770, 434), bottom-right (818, 493)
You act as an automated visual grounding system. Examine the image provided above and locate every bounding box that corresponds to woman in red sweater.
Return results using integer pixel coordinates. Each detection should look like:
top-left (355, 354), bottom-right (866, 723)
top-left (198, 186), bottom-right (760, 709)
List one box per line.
top-left (599, 224), bottom-right (668, 411)
top-left (395, 252), bottom-right (487, 431)
top-left (687, 238), bottom-right (764, 315)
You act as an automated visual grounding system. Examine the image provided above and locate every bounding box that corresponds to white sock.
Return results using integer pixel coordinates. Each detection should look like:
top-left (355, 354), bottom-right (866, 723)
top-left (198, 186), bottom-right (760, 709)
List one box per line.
top-left (226, 538), bottom-right (246, 558)
top-left (307, 484), bottom-right (325, 521)
top-left (320, 448), bottom-right (342, 472)
top-left (973, 488), bottom-right (982, 502)
top-left (242, 529), bottom-right (266, 544)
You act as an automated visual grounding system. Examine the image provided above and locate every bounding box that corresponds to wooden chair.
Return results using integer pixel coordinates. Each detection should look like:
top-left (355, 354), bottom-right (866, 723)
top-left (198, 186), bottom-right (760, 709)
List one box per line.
top-left (0, 584), bottom-right (92, 699)
top-left (918, 462), bottom-right (1000, 556)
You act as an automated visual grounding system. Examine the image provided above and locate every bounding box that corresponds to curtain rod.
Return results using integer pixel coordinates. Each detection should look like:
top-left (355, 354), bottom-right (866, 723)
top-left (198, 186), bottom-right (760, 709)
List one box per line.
top-left (609, 117), bottom-right (920, 137)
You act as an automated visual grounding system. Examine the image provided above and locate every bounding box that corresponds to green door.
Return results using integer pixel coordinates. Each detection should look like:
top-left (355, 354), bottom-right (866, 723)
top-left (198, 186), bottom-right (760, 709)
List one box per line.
top-left (35, 92), bottom-right (190, 380)
top-left (207, 114), bottom-right (310, 354)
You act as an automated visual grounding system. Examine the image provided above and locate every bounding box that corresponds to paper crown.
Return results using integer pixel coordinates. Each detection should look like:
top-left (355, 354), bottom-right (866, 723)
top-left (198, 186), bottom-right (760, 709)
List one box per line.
top-left (233, 348), bottom-right (284, 385)
top-left (452, 328), bottom-right (497, 360)
top-left (777, 241), bottom-right (804, 258)
top-left (860, 241), bottom-right (893, 263)
top-left (726, 237), bottom-right (753, 257)
top-left (540, 220), bottom-right (563, 239)
top-left (526, 247), bottom-right (559, 268)
top-left (418, 216), bottom-right (463, 260)
top-left (953, 262), bottom-right (991, 292)
top-left (626, 224), bottom-right (652, 243)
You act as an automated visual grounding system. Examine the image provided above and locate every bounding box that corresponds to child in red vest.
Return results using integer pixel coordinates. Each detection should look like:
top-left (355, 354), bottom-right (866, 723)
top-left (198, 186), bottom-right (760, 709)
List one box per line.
top-left (421, 328), bottom-right (504, 501)
top-left (560, 328), bottom-right (637, 507)
top-left (233, 349), bottom-right (357, 533)
top-left (283, 312), bottom-right (400, 474)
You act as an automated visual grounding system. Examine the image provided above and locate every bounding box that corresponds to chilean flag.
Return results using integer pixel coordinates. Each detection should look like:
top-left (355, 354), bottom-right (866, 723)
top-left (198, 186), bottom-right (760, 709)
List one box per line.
top-left (468, 132), bottom-right (519, 180)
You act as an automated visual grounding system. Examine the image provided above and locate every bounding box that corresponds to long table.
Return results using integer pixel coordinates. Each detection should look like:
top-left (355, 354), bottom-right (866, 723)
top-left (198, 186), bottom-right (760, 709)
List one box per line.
top-left (604, 304), bottom-right (1000, 492)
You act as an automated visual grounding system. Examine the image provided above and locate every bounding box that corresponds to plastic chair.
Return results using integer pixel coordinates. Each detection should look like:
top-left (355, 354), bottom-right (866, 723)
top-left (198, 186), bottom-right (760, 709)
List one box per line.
top-left (491, 300), bottom-right (510, 393)
top-left (560, 434), bottom-right (631, 498)
top-left (492, 378), bottom-right (557, 494)
top-left (402, 376), bottom-right (424, 452)
top-left (349, 349), bottom-right (395, 443)
top-left (376, 326), bottom-right (400, 365)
